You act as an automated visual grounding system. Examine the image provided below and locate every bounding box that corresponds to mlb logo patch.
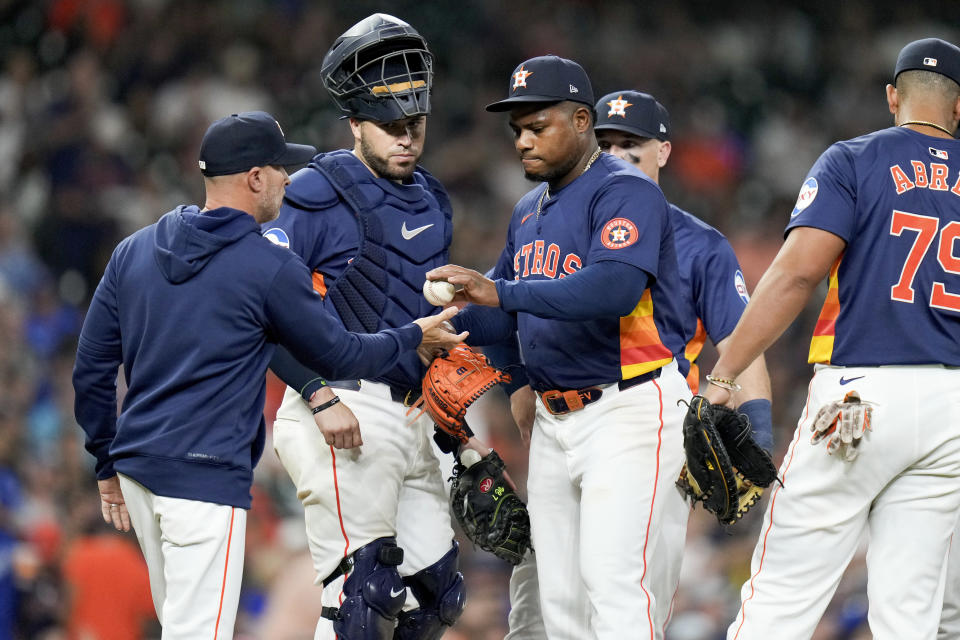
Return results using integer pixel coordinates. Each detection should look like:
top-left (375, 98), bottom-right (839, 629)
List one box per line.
top-left (924, 57), bottom-right (938, 67)
top-left (930, 147), bottom-right (949, 160)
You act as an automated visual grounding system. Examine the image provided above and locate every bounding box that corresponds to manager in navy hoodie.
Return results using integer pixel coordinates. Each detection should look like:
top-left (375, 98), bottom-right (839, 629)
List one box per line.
top-left (72, 111), bottom-right (464, 640)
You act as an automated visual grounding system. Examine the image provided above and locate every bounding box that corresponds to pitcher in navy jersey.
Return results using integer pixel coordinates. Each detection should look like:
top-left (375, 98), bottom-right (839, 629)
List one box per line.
top-left (700, 38), bottom-right (960, 638)
top-left (428, 56), bottom-right (692, 640)
top-left (498, 90), bottom-right (776, 640)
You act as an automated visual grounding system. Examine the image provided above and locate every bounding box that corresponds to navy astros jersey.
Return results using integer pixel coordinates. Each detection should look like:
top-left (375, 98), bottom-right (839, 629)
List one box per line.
top-left (787, 126), bottom-right (960, 366)
top-left (491, 152), bottom-right (688, 390)
top-left (669, 204), bottom-right (749, 392)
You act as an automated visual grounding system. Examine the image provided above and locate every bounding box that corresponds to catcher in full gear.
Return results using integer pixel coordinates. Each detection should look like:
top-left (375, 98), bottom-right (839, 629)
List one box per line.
top-left (263, 14), bottom-right (518, 640)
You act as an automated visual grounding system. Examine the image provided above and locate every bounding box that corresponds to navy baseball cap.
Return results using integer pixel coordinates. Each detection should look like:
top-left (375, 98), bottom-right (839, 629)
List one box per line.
top-left (198, 111), bottom-right (317, 177)
top-left (594, 90), bottom-right (670, 141)
top-left (485, 55), bottom-right (594, 112)
top-left (894, 38), bottom-right (960, 86)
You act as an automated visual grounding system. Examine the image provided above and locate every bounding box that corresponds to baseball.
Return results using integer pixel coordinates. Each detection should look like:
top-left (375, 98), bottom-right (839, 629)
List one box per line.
top-left (423, 279), bottom-right (456, 306)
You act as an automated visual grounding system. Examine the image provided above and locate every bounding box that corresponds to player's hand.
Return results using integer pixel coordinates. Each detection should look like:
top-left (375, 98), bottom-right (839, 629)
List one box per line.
top-left (703, 378), bottom-right (735, 407)
top-left (462, 437), bottom-right (519, 491)
top-left (310, 387), bottom-right (362, 449)
top-left (415, 307), bottom-right (468, 353)
top-left (98, 476), bottom-right (131, 532)
top-left (426, 265), bottom-right (500, 307)
top-left (510, 385), bottom-right (537, 448)
top-left (417, 320), bottom-right (456, 365)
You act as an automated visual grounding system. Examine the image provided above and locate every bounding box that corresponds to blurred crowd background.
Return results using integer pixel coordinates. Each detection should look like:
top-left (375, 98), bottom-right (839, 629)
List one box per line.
top-left (0, 0), bottom-right (956, 638)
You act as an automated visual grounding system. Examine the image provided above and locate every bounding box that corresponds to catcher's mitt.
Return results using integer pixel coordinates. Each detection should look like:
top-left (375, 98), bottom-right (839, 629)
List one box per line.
top-left (450, 449), bottom-right (531, 565)
top-left (408, 345), bottom-right (510, 442)
top-left (678, 396), bottom-right (780, 525)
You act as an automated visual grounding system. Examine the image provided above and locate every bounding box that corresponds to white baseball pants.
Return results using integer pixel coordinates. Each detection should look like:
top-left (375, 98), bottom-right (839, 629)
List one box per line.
top-left (272, 381), bottom-right (454, 639)
top-left (527, 360), bottom-right (690, 640)
top-left (728, 365), bottom-right (960, 640)
top-left (118, 474), bottom-right (246, 640)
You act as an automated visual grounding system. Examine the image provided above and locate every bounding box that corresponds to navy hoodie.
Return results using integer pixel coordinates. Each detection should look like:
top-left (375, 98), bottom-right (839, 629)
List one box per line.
top-left (73, 205), bottom-right (421, 508)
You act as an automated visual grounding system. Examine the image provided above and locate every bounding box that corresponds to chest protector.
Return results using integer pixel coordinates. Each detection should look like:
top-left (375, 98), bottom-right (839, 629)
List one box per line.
top-left (309, 151), bottom-right (453, 387)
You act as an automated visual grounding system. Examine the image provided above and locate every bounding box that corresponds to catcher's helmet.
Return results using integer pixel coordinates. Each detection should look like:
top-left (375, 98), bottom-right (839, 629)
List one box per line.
top-left (321, 13), bottom-right (433, 122)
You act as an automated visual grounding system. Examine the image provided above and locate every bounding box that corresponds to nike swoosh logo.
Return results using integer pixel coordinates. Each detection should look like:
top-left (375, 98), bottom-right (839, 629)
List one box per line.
top-left (389, 586), bottom-right (405, 598)
top-left (839, 375), bottom-right (865, 385)
top-left (401, 222), bottom-right (434, 240)
top-left (521, 212), bottom-right (535, 225)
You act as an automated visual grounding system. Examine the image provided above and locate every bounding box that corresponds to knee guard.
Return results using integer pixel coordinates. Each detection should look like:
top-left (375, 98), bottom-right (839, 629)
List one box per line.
top-left (394, 542), bottom-right (466, 640)
top-left (325, 537), bottom-right (407, 640)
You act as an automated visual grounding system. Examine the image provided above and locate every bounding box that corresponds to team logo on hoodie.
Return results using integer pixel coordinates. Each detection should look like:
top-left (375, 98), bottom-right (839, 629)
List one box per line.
top-left (263, 228), bottom-right (290, 248)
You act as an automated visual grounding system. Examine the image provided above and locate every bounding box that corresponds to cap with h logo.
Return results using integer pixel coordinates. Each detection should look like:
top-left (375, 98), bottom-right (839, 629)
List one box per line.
top-left (486, 55), bottom-right (595, 112)
top-left (594, 90), bottom-right (670, 141)
top-left (894, 37), bottom-right (960, 85)
top-left (198, 111), bottom-right (317, 177)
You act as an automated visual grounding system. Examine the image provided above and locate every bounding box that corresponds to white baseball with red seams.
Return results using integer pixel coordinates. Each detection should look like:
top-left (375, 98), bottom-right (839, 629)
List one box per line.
top-left (423, 279), bottom-right (455, 306)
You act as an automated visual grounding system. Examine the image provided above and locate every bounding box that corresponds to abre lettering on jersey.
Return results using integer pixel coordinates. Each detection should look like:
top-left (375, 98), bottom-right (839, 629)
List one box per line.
top-left (890, 160), bottom-right (960, 196)
top-left (512, 242), bottom-right (581, 279)
top-left (600, 218), bottom-right (639, 250)
top-left (791, 177), bottom-right (818, 218)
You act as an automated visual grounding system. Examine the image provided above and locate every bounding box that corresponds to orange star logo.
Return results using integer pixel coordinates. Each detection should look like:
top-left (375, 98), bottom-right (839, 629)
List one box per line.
top-left (606, 95), bottom-right (633, 118)
top-left (512, 66), bottom-right (533, 91)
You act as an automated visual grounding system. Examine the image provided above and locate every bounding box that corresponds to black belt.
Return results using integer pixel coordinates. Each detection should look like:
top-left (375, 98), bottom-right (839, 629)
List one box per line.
top-left (326, 380), bottom-right (421, 407)
top-left (538, 368), bottom-right (662, 416)
top-left (390, 386), bottom-right (421, 407)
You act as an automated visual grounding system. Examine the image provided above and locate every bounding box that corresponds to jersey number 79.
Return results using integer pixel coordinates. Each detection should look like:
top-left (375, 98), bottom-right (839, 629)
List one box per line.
top-left (890, 209), bottom-right (960, 311)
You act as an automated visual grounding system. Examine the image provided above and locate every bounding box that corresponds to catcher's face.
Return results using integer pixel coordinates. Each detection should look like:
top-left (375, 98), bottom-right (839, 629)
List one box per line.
top-left (596, 130), bottom-right (671, 184)
top-left (351, 116), bottom-right (426, 181)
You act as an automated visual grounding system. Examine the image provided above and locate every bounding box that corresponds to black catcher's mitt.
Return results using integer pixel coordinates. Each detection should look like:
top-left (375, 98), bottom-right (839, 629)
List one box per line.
top-left (450, 449), bottom-right (531, 565)
top-left (678, 396), bottom-right (779, 524)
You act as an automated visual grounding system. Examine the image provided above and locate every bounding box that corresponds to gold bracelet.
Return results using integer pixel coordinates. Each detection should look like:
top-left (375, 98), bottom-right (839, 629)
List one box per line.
top-left (705, 374), bottom-right (742, 392)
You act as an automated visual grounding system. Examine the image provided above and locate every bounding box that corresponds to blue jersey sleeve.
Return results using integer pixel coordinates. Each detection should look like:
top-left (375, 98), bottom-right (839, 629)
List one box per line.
top-left (693, 238), bottom-right (749, 344)
top-left (497, 260), bottom-right (648, 320)
top-left (785, 143), bottom-right (857, 242)
top-left (265, 200), bottom-right (358, 275)
top-left (586, 176), bottom-right (669, 277)
top-left (263, 257), bottom-right (421, 380)
top-left (73, 251), bottom-right (123, 479)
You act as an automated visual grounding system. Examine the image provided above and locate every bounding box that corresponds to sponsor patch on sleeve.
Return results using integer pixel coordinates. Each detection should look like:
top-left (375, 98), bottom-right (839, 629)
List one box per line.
top-left (734, 269), bottom-right (750, 304)
top-left (600, 218), bottom-right (639, 250)
top-left (263, 228), bottom-right (291, 248)
top-left (791, 177), bottom-right (818, 218)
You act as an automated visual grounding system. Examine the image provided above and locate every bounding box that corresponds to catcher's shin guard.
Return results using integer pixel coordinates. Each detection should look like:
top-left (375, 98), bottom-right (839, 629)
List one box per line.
top-left (394, 542), bottom-right (465, 640)
top-left (325, 537), bottom-right (407, 640)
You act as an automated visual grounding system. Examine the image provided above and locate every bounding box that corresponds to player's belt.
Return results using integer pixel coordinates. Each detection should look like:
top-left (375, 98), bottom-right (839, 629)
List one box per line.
top-left (538, 368), bottom-right (662, 416)
top-left (327, 380), bottom-right (422, 407)
top-left (389, 386), bottom-right (421, 406)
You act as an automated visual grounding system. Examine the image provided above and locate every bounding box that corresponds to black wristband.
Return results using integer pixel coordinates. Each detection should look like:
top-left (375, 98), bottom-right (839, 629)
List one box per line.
top-left (311, 396), bottom-right (341, 414)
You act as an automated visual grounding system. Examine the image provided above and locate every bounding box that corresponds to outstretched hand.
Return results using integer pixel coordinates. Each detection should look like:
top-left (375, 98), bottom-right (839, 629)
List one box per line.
top-left (414, 306), bottom-right (468, 353)
top-left (426, 265), bottom-right (500, 307)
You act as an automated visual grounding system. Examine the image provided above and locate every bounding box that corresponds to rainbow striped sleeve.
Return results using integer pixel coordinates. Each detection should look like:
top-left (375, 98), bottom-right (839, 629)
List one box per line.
top-left (808, 255), bottom-right (843, 364)
top-left (620, 289), bottom-right (675, 379)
